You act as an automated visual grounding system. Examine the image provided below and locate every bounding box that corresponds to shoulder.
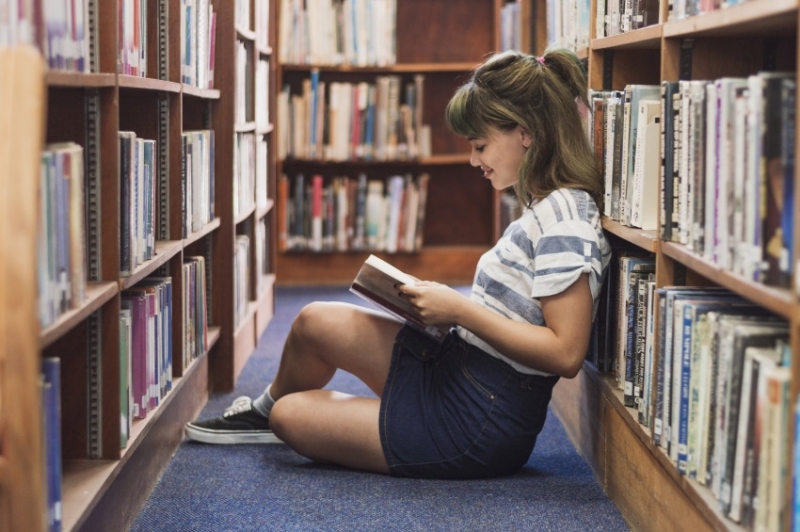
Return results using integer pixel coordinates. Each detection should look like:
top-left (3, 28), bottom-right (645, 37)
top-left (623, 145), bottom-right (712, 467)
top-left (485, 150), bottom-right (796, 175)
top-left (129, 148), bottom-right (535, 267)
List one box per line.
top-left (530, 189), bottom-right (600, 231)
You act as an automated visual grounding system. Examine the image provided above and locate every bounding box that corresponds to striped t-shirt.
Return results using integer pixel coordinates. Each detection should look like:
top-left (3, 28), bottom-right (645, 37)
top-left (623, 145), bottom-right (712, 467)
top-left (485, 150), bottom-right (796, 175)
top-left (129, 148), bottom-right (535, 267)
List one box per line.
top-left (457, 188), bottom-right (611, 376)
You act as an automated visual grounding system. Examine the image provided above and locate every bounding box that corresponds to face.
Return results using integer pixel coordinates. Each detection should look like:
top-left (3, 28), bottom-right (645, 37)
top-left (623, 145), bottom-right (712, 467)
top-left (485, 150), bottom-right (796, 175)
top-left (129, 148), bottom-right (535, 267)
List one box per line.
top-left (468, 125), bottom-right (530, 190)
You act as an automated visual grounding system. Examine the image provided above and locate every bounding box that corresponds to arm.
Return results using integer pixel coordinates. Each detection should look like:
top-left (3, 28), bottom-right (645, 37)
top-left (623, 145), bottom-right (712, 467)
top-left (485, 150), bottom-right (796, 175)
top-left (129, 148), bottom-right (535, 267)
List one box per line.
top-left (399, 274), bottom-right (593, 378)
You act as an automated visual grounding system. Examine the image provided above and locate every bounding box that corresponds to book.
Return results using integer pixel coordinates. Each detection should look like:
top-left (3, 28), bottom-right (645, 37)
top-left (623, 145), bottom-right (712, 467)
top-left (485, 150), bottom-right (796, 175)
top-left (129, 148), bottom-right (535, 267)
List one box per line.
top-left (350, 254), bottom-right (448, 341)
top-left (629, 100), bottom-right (660, 230)
top-left (42, 357), bottom-right (62, 532)
top-left (660, 81), bottom-right (679, 242)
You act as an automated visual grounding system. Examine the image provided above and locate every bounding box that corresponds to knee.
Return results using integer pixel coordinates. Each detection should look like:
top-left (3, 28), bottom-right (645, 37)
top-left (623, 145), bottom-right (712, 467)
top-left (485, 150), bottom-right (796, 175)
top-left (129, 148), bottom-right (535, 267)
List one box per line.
top-left (290, 302), bottom-right (326, 342)
top-left (269, 394), bottom-right (307, 449)
top-left (289, 301), bottom-right (345, 346)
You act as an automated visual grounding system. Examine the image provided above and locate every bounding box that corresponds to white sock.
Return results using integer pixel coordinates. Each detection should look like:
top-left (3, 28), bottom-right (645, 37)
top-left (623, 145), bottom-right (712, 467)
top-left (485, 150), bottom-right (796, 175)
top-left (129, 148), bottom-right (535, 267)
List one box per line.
top-left (251, 384), bottom-right (276, 418)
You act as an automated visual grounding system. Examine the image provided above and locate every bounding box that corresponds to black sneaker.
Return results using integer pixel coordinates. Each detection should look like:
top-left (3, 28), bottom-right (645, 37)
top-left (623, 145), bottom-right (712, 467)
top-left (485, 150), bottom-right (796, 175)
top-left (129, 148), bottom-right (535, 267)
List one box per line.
top-left (185, 396), bottom-right (282, 444)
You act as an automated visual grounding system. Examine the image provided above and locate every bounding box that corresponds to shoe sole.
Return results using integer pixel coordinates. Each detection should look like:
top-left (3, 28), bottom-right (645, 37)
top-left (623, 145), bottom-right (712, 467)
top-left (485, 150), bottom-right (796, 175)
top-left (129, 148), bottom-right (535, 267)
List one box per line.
top-left (184, 424), bottom-right (283, 444)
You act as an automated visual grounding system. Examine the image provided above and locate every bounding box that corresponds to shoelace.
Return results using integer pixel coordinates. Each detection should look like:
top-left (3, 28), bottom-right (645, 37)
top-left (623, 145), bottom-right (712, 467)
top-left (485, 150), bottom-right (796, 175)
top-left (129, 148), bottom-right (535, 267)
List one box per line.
top-left (223, 396), bottom-right (252, 417)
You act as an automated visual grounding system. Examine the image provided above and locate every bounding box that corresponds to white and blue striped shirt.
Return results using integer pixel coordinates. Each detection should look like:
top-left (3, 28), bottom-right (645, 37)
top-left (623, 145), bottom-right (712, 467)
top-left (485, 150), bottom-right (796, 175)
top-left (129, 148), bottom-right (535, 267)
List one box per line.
top-left (457, 188), bottom-right (611, 376)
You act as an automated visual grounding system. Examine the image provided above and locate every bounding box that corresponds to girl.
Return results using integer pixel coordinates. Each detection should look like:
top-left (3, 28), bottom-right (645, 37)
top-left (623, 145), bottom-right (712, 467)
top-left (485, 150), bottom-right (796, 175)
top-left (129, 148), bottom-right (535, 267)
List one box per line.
top-left (186, 48), bottom-right (611, 480)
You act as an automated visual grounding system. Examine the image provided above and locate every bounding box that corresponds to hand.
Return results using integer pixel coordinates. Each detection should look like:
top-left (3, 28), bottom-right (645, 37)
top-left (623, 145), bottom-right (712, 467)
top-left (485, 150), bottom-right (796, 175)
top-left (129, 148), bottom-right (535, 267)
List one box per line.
top-left (397, 281), bottom-right (468, 328)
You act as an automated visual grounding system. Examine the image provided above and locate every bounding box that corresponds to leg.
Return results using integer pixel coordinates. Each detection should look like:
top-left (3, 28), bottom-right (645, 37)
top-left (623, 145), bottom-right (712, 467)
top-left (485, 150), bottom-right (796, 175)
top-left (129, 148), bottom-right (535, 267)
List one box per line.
top-left (267, 302), bottom-right (402, 473)
top-left (270, 301), bottom-right (403, 400)
top-left (185, 301), bottom-right (401, 450)
top-left (269, 390), bottom-right (389, 474)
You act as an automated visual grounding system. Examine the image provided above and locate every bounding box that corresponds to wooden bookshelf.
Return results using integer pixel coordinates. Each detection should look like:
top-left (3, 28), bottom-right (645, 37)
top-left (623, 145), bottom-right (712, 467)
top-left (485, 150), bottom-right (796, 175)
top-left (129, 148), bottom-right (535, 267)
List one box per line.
top-left (274, 0), bottom-right (506, 286)
top-left (1, 0), bottom-right (278, 530)
top-left (548, 2), bottom-right (800, 531)
top-left (209, 0), bottom-right (277, 391)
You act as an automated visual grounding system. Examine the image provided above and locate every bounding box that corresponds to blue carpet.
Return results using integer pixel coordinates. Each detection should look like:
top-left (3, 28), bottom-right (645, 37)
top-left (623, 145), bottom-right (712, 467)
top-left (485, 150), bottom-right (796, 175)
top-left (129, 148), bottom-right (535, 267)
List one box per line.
top-left (131, 286), bottom-right (629, 532)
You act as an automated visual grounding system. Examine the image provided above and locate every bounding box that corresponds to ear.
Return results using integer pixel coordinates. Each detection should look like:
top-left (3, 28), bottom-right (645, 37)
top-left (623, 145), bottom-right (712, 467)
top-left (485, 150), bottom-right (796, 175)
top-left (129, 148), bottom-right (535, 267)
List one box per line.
top-left (519, 127), bottom-right (532, 148)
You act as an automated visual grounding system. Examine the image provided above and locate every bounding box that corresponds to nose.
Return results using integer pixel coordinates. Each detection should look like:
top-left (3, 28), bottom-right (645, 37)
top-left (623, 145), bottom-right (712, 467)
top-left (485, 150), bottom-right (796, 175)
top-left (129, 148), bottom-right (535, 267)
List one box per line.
top-left (469, 149), bottom-right (480, 167)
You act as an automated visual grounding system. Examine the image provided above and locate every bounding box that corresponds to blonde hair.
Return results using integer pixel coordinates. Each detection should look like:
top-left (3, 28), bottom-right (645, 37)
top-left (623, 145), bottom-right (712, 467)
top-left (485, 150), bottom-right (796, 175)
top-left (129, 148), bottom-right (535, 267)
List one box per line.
top-left (445, 48), bottom-right (602, 209)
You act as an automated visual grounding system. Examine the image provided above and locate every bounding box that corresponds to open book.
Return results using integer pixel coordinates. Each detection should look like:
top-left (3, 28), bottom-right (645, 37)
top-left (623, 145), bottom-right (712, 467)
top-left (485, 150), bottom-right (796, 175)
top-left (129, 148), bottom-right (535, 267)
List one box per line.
top-left (350, 255), bottom-right (449, 342)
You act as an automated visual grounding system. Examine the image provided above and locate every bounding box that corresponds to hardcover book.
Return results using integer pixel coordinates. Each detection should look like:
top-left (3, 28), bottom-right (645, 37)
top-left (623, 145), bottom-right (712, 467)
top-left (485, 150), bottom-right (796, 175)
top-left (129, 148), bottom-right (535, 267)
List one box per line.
top-left (350, 254), bottom-right (448, 342)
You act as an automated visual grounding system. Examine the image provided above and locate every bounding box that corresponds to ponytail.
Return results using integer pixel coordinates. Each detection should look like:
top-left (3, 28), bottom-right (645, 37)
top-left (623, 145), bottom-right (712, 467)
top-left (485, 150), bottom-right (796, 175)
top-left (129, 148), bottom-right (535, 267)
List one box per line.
top-left (540, 48), bottom-right (589, 106)
top-left (445, 48), bottom-right (602, 210)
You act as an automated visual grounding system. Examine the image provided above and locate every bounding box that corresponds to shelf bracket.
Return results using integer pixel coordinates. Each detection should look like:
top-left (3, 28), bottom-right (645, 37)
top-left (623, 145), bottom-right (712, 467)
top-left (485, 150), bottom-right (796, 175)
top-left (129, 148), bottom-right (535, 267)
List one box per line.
top-left (679, 38), bottom-right (694, 81)
top-left (603, 50), bottom-right (614, 91)
top-left (158, 93), bottom-right (170, 240)
top-left (84, 90), bottom-right (102, 282)
top-left (87, 0), bottom-right (98, 73)
top-left (87, 311), bottom-right (103, 459)
top-left (158, 0), bottom-right (169, 81)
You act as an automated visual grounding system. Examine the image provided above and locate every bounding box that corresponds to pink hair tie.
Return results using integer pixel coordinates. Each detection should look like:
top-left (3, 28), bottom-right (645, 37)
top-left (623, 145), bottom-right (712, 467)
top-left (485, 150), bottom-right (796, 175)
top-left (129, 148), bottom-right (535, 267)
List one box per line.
top-left (536, 56), bottom-right (545, 65)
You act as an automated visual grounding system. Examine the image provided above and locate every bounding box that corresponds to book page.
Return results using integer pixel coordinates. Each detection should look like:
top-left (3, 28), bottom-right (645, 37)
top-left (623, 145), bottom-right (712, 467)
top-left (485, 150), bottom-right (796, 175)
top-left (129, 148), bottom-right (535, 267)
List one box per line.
top-left (350, 254), bottom-right (446, 341)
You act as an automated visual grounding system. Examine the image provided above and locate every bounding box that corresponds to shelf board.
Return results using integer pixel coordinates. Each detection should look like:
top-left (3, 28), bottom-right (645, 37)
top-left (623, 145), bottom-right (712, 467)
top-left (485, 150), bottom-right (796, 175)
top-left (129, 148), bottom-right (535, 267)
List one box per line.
top-left (256, 123), bottom-right (274, 135)
top-left (61, 347), bottom-right (209, 531)
top-left (234, 204), bottom-right (256, 225)
top-left (281, 153), bottom-right (471, 166)
top-left (661, 241), bottom-right (795, 319)
top-left (234, 121), bottom-right (256, 133)
top-left (117, 75), bottom-right (181, 93)
top-left (39, 281), bottom-right (119, 348)
top-left (583, 364), bottom-right (653, 446)
top-left (206, 325), bottom-right (221, 351)
top-left (280, 62), bottom-right (477, 73)
top-left (601, 217), bottom-right (658, 252)
top-left (592, 23), bottom-right (663, 50)
top-left (663, 0), bottom-right (798, 38)
top-left (183, 218), bottom-right (221, 247)
top-left (256, 199), bottom-right (275, 221)
top-left (422, 154), bottom-right (471, 165)
top-left (576, 47), bottom-right (589, 61)
top-left (578, 362), bottom-right (748, 532)
top-left (258, 45), bottom-right (273, 56)
top-left (181, 84), bottom-right (221, 99)
top-left (277, 245), bottom-right (487, 285)
top-left (45, 71), bottom-right (116, 87)
top-left (121, 240), bottom-right (183, 290)
top-left (236, 25), bottom-right (257, 41)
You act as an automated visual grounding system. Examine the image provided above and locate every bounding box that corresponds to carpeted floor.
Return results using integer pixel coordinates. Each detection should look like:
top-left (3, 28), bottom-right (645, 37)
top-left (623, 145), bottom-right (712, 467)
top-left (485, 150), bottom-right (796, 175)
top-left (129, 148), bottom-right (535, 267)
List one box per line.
top-left (131, 286), bottom-right (629, 532)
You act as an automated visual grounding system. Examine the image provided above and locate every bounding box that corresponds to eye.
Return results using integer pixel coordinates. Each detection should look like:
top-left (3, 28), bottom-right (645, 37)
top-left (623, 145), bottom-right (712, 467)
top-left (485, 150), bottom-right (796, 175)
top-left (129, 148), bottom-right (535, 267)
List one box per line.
top-left (474, 145), bottom-right (485, 153)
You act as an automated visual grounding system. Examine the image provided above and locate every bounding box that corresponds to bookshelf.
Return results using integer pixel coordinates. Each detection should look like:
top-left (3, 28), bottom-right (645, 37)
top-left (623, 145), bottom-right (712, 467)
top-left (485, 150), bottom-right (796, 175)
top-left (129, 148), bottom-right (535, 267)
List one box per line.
top-left (274, 0), bottom-right (514, 286)
top-left (0, 0), bottom-right (277, 530)
top-left (209, 0), bottom-right (277, 392)
top-left (542, 1), bottom-right (800, 531)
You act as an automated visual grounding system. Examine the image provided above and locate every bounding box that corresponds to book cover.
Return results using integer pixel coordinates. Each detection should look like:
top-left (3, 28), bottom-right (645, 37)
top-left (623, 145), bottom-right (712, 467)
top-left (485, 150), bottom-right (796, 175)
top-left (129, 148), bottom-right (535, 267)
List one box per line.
top-left (350, 254), bottom-right (448, 342)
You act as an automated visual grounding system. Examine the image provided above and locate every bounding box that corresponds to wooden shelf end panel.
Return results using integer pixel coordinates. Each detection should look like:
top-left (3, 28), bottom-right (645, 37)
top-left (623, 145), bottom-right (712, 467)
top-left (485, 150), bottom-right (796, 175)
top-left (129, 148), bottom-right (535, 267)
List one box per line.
top-left (233, 303), bottom-right (258, 386)
top-left (255, 275), bottom-right (276, 341)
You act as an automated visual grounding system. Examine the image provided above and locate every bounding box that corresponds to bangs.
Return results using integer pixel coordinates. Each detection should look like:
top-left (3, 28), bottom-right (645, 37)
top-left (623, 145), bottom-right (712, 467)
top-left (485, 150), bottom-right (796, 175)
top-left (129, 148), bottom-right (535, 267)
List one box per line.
top-left (445, 83), bottom-right (486, 139)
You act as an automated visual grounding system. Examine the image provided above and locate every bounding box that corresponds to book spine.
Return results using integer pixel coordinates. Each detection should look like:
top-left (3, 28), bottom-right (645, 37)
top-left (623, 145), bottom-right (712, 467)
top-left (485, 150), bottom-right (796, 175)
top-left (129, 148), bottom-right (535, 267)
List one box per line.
top-left (654, 289), bottom-right (667, 447)
top-left (677, 303), bottom-right (693, 474)
top-left (41, 357), bottom-right (62, 532)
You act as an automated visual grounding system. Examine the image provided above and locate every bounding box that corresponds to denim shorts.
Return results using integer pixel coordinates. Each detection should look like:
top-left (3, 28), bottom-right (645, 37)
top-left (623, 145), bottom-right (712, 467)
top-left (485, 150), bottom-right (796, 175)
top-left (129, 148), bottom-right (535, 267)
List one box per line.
top-left (379, 326), bottom-right (560, 479)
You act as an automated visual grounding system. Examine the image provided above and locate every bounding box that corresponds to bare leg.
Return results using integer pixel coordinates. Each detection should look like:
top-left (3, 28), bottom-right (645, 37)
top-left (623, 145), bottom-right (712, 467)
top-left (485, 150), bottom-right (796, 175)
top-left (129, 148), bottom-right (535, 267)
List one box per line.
top-left (269, 301), bottom-right (402, 399)
top-left (270, 391), bottom-right (389, 474)
top-left (267, 301), bottom-right (402, 474)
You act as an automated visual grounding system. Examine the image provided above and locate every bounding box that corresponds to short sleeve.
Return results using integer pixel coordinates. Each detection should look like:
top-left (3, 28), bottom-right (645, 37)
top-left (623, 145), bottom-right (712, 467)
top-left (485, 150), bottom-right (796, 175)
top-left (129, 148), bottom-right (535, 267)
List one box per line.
top-left (530, 220), bottom-right (601, 298)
